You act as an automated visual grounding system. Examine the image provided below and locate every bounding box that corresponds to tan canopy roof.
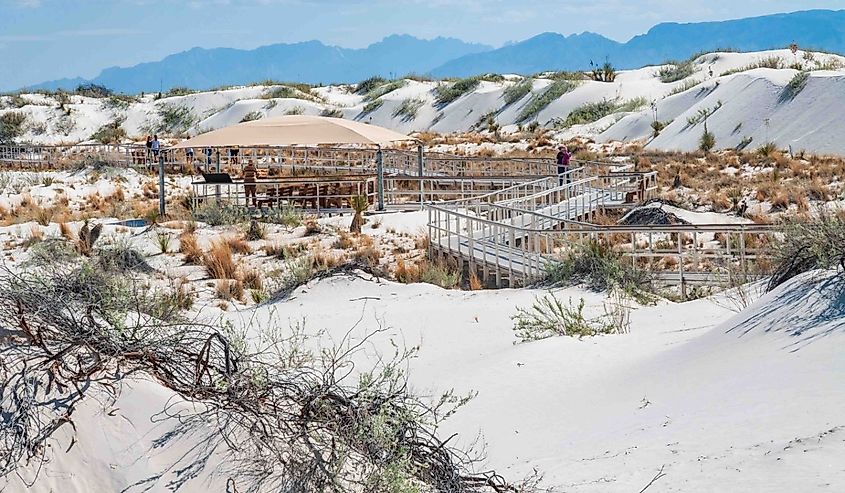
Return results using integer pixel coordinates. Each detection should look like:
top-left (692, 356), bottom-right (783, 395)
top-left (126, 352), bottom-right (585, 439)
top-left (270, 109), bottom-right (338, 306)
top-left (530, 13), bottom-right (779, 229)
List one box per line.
top-left (173, 115), bottom-right (413, 149)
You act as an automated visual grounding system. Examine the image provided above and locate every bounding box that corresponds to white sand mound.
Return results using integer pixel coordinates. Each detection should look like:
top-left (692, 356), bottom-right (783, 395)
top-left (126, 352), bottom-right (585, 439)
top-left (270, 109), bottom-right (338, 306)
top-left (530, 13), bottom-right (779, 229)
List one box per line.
top-left (5, 269), bottom-right (843, 491)
top-left (4, 49), bottom-right (844, 155)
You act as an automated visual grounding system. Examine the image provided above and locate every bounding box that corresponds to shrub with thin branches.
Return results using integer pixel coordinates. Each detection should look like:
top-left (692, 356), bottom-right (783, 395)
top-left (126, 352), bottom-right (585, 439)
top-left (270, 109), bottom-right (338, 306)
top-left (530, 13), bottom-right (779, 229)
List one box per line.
top-left (767, 208), bottom-right (845, 291)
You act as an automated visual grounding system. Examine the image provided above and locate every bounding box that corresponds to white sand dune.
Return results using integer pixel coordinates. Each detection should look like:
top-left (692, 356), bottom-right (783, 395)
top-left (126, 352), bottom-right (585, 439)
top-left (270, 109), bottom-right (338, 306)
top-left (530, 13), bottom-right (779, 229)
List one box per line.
top-left (5, 268), bottom-right (843, 492)
top-left (3, 49), bottom-right (844, 155)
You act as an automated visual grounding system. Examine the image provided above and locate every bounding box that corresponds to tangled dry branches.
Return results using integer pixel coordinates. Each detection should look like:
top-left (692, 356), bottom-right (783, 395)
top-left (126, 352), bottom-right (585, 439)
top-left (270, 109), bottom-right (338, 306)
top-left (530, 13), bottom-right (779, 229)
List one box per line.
top-left (0, 262), bottom-right (541, 492)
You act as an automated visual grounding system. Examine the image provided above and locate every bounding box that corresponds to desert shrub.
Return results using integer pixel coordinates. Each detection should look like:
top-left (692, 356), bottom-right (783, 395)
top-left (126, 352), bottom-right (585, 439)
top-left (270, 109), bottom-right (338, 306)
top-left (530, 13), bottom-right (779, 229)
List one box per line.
top-left (216, 279), bottom-right (245, 301)
top-left (356, 76), bottom-right (388, 95)
top-left (285, 106), bottom-right (305, 115)
top-left (361, 99), bottom-right (384, 115)
top-left (155, 103), bottom-right (196, 136)
top-left (0, 261), bottom-right (536, 493)
top-left (667, 78), bottom-right (703, 96)
top-left (561, 99), bottom-right (617, 127)
top-left (517, 80), bottom-right (580, 122)
top-left (203, 240), bottom-right (239, 279)
top-left (103, 94), bottom-right (138, 110)
top-left (590, 60), bottom-right (616, 82)
top-left (779, 71), bottom-right (809, 103)
top-left (767, 208), bottom-right (845, 291)
top-left (178, 231), bottom-right (202, 263)
top-left (757, 141), bottom-right (778, 158)
top-left (74, 83), bottom-right (112, 98)
top-left (155, 230), bottom-right (172, 254)
top-left (240, 111), bottom-right (262, 122)
top-left (363, 80), bottom-right (406, 102)
top-left (699, 124), bottom-right (716, 152)
top-left (91, 118), bottom-right (127, 144)
top-left (433, 77), bottom-right (480, 106)
top-left (502, 79), bottom-right (533, 106)
top-left (0, 111), bottom-right (28, 142)
top-left (53, 115), bottom-right (76, 136)
top-left (165, 86), bottom-right (196, 97)
top-left (544, 240), bottom-right (650, 296)
top-left (192, 202), bottom-right (249, 226)
top-left (657, 61), bottom-right (695, 83)
top-left (24, 238), bottom-right (79, 267)
top-left (319, 108), bottom-right (343, 118)
top-left (512, 294), bottom-right (624, 341)
top-left (394, 257), bottom-right (461, 289)
top-left (261, 205), bottom-right (302, 228)
top-left (392, 98), bottom-right (424, 121)
top-left (684, 101), bottom-right (723, 128)
top-left (96, 239), bottom-right (154, 273)
top-left (226, 236), bottom-right (252, 255)
top-left (262, 86), bottom-right (314, 100)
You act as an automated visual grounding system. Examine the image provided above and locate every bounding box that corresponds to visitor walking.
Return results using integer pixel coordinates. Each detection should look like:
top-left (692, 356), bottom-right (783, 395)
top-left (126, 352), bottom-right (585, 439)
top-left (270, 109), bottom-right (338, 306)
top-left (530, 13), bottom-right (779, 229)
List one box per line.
top-left (556, 145), bottom-right (572, 186)
top-left (242, 160), bottom-right (258, 207)
top-left (151, 135), bottom-right (161, 160)
top-left (145, 135), bottom-right (153, 163)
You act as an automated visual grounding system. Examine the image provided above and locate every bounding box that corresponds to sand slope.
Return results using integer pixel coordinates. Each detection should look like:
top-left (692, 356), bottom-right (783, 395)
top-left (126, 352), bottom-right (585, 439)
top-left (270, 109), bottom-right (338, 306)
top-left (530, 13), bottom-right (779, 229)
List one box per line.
top-left (4, 268), bottom-right (843, 492)
top-left (3, 49), bottom-right (844, 155)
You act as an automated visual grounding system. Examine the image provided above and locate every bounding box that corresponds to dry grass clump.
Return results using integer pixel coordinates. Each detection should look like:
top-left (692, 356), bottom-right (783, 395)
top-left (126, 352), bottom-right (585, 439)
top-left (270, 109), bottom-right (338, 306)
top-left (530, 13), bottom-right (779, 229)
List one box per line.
top-left (203, 240), bottom-right (238, 279)
top-left (216, 279), bottom-right (245, 301)
top-left (304, 220), bottom-right (322, 236)
top-left (311, 247), bottom-right (346, 271)
top-left (240, 267), bottom-right (264, 291)
top-left (263, 241), bottom-right (307, 259)
top-left (395, 257), bottom-right (461, 289)
top-left (226, 236), bottom-right (253, 255)
top-left (58, 222), bottom-right (73, 240)
top-left (179, 231), bottom-right (203, 263)
top-left (353, 244), bottom-right (381, 268)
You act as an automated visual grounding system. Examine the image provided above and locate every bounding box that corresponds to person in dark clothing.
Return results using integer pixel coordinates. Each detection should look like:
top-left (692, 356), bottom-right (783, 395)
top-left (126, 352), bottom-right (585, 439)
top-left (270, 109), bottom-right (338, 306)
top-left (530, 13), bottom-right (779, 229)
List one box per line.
top-left (556, 145), bottom-right (572, 186)
top-left (204, 147), bottom-right (213, 166)
top-left (242, 160), bottom-right (258, 207)
top-left (145, 135), bottom-right (153, 163)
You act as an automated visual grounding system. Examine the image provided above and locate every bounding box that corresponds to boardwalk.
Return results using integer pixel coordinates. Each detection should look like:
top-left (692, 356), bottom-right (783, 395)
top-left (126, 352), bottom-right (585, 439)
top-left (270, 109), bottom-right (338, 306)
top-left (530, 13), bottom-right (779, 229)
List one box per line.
top-left (428, 168), bottom-right (776, 290)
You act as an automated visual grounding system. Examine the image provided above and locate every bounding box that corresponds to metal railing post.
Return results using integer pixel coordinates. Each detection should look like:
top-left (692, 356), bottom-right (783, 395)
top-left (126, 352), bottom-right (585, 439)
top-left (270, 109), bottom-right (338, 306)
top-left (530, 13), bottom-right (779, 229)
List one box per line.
top-left (158, 154), bottom-right (166, 218)
top-left (418, 144), bottom-right (425, 208)
top-left (376, 147), bottom-right (385, 211)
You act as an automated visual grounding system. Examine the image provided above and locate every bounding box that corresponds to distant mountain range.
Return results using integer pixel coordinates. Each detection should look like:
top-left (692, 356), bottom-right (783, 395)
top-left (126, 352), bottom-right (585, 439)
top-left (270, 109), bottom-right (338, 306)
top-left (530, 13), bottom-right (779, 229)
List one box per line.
top-left (27, 9), bottom-right (845, 94)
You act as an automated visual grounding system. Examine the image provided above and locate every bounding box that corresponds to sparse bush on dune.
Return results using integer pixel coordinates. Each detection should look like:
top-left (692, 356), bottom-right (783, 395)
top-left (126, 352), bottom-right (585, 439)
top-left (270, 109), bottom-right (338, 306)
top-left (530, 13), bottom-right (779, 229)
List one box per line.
top-left (0, 262), bottom-right (535, 493)
top-left (355, 76), bottom-right (388, 95)
top-left (433, 77), bottom-right (481, 106)
top-left (394, 256), bottom-right (461, 289)
top-left (502, 79), bottom-right (533, 106)
top-left (0, 111), bottom-right (28, 142)
top-left (178, 231), bottom-right (202, 263)
top-left (779, 71), bottom-right (809, 102)
top-left (91, 118), bottom-right (128, 144)
top-left (362, 80), bottom-right (406, 102)
top-left (768, 208), bottom-right (845, 291)
top-left (657, 60), bottom-right (695, 83)
top-left (512, 293), bottom-right (629, 341)
top-left (699, 123), bottom-right (716, 152)
top-left (319, 107), bottom-right (343, 118)
top-left (192, 202), bottom-right (249, 226)
top-left (517, 79), bottom-right (580, 122)
top-left (360, 98), bottom-right (384, 115)
top-left (545, 240), bottom-right (651, 298)
top-left (392, 97), bottom-right (425, 121)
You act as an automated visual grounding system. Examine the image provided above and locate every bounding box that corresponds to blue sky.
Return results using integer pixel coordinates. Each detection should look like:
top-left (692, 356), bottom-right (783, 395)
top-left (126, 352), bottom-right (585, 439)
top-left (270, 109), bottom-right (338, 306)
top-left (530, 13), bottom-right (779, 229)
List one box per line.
top-left (2, 0), bottom-right (844, 90)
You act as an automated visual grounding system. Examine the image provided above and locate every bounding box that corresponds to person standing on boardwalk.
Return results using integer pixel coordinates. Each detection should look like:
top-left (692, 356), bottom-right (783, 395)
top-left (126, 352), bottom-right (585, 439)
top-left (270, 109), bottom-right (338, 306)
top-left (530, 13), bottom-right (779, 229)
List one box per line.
top-left (556, 145), bottom-right (572, 185)
top-left (242, 160), bottom-right (258, 207)
top-left (145, 135), bottom-right (153, 163)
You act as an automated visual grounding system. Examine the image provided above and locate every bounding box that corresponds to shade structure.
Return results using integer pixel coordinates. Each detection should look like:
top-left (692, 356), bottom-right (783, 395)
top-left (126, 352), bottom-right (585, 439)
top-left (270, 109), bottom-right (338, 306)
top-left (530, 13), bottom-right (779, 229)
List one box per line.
top-left (172, 115), bottom-right (413, 149)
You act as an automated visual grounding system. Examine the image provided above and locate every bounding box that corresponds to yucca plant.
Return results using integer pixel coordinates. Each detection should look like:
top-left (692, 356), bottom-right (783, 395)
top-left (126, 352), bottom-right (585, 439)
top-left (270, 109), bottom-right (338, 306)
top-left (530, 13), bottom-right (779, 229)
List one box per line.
top-left (349, 195), bottom-right (369, 233)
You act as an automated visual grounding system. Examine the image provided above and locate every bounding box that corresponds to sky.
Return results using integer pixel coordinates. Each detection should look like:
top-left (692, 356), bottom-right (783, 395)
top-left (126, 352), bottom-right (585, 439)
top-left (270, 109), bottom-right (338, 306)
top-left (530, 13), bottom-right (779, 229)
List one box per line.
top-left (1, 0), bottom-right (845, 90)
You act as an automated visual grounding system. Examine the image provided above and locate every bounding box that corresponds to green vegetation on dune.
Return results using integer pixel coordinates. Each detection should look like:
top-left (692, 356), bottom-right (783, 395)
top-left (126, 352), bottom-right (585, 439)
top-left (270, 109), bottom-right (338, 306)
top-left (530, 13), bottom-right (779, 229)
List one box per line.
top-left (433, 77), bottom-right (481, 106)
top-left (517, 79), bottom-right (580, 122)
